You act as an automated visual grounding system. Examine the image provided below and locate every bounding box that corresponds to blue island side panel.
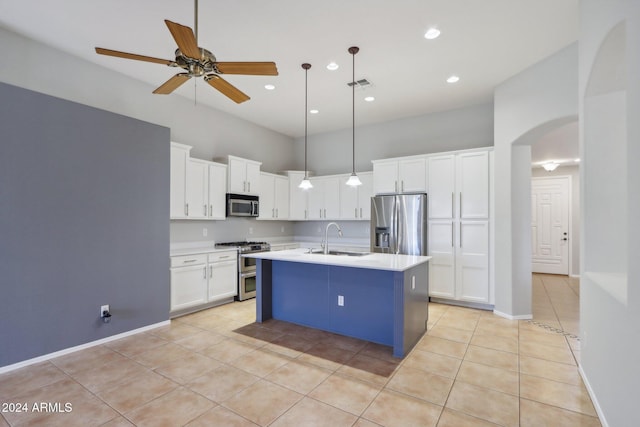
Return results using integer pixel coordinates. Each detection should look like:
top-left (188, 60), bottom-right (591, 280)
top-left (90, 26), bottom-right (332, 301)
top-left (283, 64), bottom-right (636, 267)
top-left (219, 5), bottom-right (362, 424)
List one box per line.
top-left (328, 266), bottom-right (395, 346)
top-left (271, 261), bottom-right (329, 329)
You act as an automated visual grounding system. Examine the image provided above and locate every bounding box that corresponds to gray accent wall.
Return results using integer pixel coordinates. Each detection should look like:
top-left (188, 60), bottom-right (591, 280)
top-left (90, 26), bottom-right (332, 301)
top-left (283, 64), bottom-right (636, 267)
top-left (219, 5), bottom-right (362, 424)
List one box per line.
top-left (0, 82), bottom-right (170, 367)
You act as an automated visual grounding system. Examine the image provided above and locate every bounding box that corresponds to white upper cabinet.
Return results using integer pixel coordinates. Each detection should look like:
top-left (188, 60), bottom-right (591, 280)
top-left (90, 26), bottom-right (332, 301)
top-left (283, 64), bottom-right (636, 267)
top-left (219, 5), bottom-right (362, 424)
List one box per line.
top-left (457, 151), bottom-right (490, 219)
top-left (339, 172), bottom-right (373, 220)
top-left (207, 162), bottom-right (227, 220)
top-left (287, 171), bottom-right (309, 220)
top-left (428, 155), bottom-right (456, 219)
top-left (227, 155), bottom-right (261, 195)
top-left (186, 159), bottom-right (209, 219)
top-left (308, 176), bottom-right (340, 220)
top-left (372, 156), bottom-right (427, 194)
top-left (274, 175), bottom-right (290, 219)
top-left (170, 142), bottom-right (191, 219)
top-left (258, 172), bottom-right (289, 220)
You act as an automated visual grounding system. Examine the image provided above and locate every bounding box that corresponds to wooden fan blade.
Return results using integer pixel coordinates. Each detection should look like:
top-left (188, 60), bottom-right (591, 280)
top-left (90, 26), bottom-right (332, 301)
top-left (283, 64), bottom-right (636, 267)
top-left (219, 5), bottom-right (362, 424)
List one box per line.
top-left (95, 47), bottom-right (175, 65)
top-left (205, 75), bottom-right (250, 103)
top-left (153, 73), bottom-right (191, 94)
top-left (215, 62), bottom-right (279, 76)
top-left (164, 20), bottom-right (200, 59)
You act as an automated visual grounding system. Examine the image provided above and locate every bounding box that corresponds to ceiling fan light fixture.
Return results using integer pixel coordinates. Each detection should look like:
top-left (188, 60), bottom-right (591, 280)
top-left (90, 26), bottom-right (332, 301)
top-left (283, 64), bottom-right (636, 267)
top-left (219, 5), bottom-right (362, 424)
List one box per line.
top-left (447, 75), bottom-right (460, 83)
top-left (364, 96), bottom-right (375, 102)
top-left (542, 162), bottom-right (559, 171)
top-left (264, 84), bottom-right (275, 90)
top-left (327, 62), bottom-right (339, 71)
top-left (310, 109), bottom-right (319, 114)
top-left (300, 63), bottom-right (313, 190)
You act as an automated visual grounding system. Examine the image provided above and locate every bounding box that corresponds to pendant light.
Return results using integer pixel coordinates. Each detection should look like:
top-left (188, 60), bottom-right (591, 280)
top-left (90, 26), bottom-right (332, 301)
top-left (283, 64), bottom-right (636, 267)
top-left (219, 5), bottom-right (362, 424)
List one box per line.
top-left (299, 63), bottom-right (313, 190)
top-left (346, 46), bottom-right (362, 187)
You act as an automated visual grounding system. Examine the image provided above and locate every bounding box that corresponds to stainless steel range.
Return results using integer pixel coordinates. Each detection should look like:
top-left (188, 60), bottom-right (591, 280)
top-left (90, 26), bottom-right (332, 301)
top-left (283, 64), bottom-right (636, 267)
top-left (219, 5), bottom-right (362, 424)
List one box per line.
top-left (215, 241), bottom-right (271, 301)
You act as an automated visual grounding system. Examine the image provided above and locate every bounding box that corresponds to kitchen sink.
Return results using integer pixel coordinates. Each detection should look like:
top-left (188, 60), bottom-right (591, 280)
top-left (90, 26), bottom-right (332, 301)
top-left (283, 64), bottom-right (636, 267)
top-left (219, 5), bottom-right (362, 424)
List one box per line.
top-left (310, 250), bottom-right (370, 257)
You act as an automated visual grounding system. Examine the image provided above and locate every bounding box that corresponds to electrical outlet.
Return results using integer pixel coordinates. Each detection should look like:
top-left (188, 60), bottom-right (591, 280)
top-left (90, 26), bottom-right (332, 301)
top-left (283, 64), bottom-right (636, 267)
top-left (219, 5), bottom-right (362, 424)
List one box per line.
top-left (100, 304), bottom-right (109, 316)
top-left (281, 226), bottom-right (285, 233)
top-left (249, 227), bottom-right (254, 235)
top-left (338, 295), bottom-right (344, 306)
top-left (202, 228), bottom-right (208, 237)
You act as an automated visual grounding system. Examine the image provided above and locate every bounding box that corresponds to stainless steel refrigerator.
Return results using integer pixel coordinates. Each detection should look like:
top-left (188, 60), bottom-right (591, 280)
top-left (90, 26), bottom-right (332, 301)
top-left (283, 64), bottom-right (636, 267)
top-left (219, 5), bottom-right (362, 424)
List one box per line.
top-left (370, 193), bottom-right (428, 255)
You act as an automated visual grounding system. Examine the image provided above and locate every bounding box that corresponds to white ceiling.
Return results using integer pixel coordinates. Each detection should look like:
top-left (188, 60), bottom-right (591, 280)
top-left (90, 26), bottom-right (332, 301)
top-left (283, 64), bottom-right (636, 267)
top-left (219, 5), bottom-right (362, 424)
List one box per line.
top-left (0, 0), bottom-right (578, 147)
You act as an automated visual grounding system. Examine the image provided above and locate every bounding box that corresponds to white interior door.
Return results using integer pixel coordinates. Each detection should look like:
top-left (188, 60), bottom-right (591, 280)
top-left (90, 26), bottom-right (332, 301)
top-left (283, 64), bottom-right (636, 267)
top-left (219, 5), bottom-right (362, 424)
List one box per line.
top-left (531, 176), bottom-right (570, 274)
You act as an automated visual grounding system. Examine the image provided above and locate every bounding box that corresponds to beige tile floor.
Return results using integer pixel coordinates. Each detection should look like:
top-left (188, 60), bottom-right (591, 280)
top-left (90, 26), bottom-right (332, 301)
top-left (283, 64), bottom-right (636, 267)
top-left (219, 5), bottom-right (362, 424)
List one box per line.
top-left (0, 273), bottom-right (599, 426)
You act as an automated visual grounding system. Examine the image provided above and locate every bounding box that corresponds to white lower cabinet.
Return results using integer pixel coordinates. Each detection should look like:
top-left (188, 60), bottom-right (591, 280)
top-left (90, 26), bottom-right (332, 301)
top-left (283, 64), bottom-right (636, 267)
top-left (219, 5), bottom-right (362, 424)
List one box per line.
top-left (428, 220), bottom-right (490, 304)
top-left (170, 250), bottom-right (237, 314)
top-left (207, 251), bottom-right (237, 300)
top-left (170, 254), bottom-right (208, 312)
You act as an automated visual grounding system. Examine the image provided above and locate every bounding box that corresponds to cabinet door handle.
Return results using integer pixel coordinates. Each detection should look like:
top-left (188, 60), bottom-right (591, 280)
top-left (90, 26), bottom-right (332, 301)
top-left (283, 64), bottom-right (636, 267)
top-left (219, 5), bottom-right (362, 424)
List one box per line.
top-left (209, 265), bottom-right (213, 276)
top-left (183, 259), bottom-right (198, 263)
top-left (276, 208), bottom-right (278, 218)
top-left (185, 203), bottom-right (189, 216)
top-left (203, 266), bottom-right (207, 279)
top-left (243, 181), bottom-right (246, 192)
top-left (203, 204), bottom-right (207, 216)
top-left (324, 208), bottom-right (326, 218)
top-left (319, 209), bottom-right (322, 218)
top-left (209, 205), bottom-right (212, 216)
top-left (360, 207), bottom-right (363, 218)
top-left (459, 224), bottom-right (463, 248)
top-left (218, 255), bottom-right (231, 259)
top-left (248, 182), bottom-right (251, 193)
top-left (395, 181), bottom-right (398, 193)
top-left (401, 180), bottom-right (404, 192)
top-left (272, 208), bottom-right (275, 218)
top-left (459, 192), bottom-right (463, 217)
top-left (355, 208), bottom-right (358, 218)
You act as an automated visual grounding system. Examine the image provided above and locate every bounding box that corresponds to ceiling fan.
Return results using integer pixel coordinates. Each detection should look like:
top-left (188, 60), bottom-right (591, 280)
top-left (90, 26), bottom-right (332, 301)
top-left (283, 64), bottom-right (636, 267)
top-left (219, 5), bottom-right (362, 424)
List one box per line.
top-left (94, 0), bottom-right (278, 103)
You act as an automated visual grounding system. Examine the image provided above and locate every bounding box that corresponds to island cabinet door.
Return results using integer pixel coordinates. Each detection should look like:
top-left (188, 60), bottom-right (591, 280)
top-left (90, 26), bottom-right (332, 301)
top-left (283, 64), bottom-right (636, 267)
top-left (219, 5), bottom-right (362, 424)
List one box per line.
top-left (327, 266), bottom-right (395, 346)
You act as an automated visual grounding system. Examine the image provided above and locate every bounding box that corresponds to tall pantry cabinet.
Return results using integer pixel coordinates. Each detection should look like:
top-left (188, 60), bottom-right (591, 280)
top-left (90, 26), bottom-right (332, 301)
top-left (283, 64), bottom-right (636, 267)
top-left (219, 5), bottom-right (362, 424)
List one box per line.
top-left (428, 149), bottom-right (492, 305)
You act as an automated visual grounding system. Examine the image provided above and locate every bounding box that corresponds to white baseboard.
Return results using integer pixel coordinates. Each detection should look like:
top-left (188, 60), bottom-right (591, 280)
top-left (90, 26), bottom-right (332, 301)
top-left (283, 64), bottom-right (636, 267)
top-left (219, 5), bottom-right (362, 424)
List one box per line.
top-left (570, 273), bottom-right (581, 278)
top-left (0, 320), bottom-right (170, 375)
top-left (578, 364), bottom-right (609, 427)
top-left (493, 309), bottom-right (533, 320)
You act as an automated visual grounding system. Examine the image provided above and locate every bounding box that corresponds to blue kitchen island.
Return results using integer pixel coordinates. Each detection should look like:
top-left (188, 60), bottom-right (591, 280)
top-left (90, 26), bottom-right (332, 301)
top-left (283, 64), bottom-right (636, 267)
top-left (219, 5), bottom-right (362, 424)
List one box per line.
top-left (243, 249), bottom-right (431, 358)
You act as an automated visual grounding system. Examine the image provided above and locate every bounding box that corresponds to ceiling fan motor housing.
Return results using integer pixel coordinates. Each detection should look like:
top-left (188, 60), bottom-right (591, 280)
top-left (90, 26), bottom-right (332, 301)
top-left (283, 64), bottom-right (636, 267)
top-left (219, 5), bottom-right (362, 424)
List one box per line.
top-left (175, 48), bottom-right (216, 76)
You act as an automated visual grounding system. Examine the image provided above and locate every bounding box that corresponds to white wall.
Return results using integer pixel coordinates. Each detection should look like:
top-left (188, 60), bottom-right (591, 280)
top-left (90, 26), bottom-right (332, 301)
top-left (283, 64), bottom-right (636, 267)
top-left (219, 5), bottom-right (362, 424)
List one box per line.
top-left (531, 165), bottom-right (580, 276)
top-left (493, 43), bottom-right (578, 318)
top-left (294, 103), bottom-right (494, 175)
top-left (0, 27), bottom-right (298, 244)
top-left (578, 1), bottom-right (640, 425)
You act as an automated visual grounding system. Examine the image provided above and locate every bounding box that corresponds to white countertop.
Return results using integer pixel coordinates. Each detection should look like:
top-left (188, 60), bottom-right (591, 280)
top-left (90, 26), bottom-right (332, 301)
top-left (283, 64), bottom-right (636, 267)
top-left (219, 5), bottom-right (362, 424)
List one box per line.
top-left (243, 248), bottom-right (431, 272)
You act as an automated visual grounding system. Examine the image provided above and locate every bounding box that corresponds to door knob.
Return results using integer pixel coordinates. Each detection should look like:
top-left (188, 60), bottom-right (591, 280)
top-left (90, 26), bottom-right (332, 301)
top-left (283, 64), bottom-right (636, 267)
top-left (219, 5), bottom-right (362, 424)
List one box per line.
top-left (562, 238), bottom-right (568, 241)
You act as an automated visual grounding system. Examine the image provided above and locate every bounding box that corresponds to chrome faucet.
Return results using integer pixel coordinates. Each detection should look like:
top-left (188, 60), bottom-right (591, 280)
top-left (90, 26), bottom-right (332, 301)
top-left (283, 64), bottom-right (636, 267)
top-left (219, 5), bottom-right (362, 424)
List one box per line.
top-left (323, 222), bottom-right (343, 254)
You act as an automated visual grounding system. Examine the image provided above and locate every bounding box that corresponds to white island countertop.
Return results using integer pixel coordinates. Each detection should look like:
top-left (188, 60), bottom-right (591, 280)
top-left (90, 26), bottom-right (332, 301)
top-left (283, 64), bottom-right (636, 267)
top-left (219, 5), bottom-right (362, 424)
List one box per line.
top-left (243, 248), bottom-right (431, 272)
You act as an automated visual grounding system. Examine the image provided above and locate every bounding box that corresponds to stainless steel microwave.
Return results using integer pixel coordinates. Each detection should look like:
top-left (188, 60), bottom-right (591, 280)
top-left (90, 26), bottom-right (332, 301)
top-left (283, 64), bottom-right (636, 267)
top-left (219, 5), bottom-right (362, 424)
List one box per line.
top-left (226, 193), bottom-right (259, 217)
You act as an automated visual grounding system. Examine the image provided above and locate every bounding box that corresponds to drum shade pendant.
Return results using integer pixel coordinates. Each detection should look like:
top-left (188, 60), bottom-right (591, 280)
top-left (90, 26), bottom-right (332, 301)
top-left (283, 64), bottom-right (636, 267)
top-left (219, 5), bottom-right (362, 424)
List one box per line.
top-left (346, 46), bottom-right (362, 187)
top-left (299, 63), bottom-right (313, 190)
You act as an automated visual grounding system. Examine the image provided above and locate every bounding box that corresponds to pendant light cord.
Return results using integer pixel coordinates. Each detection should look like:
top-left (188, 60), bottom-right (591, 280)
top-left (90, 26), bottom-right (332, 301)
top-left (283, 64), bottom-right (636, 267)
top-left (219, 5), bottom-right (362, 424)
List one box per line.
top-left (348, 47), bottom-right (359, 177)
top-left (305, 66), bottom-right (309, 179)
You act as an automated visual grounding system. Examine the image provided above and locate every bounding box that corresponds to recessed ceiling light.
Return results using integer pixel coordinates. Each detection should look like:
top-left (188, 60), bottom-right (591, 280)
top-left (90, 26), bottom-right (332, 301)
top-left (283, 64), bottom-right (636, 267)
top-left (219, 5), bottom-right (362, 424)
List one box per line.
top-left (424, 28), bottom-right (441, 40)
top-left (264, 84), bottom-right (275, 90)
top-left (575, 158), bottom-right (581, 162)
top-left (446, 75), bottom-right (460, 83)
top-left (364, 96), bottom-right (375, 102)
top-left (327, 62), bottom-right (339, 71)
top-left (310, 109), bottom-right (319, 114)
